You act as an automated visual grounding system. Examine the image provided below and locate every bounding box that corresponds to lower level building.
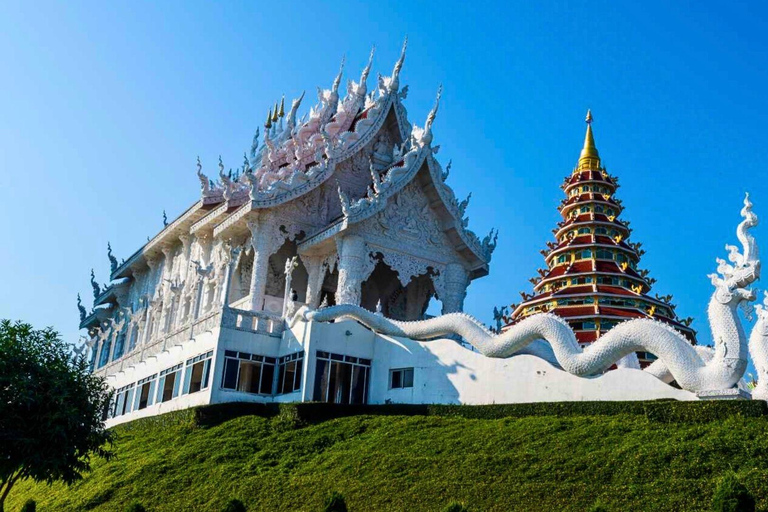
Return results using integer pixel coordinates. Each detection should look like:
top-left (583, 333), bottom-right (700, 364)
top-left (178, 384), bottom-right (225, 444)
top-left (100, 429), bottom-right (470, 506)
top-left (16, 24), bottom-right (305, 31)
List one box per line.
top-left (100, 304), bottom-right (695, 427)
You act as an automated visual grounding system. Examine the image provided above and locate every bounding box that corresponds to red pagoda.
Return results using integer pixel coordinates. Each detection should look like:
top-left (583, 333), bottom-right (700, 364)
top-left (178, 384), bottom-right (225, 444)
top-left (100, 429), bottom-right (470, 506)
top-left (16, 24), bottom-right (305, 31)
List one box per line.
top-left (507, 111), bottom-right (696, 365)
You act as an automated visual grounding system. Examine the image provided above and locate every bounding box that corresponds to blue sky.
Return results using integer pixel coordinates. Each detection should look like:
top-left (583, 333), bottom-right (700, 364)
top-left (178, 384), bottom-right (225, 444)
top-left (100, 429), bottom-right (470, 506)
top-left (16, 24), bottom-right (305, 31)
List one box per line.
top-left (2, 1), bottom-right (768, 352)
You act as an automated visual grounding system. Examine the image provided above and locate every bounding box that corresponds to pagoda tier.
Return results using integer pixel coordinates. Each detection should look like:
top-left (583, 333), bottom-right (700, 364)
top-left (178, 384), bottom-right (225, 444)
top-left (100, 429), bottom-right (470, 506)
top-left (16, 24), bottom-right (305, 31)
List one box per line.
top-left (508, 111), bottom-right (696, 364)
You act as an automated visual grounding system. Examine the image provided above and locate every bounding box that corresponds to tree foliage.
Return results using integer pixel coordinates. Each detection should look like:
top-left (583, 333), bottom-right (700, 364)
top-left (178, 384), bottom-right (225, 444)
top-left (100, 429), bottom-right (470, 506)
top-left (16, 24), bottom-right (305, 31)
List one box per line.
top-left (0, 320), bottom-right (114, 512)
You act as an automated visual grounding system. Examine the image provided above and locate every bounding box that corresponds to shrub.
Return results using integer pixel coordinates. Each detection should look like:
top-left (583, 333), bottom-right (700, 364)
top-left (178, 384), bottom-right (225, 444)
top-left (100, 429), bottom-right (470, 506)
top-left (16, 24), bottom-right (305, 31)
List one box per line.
top-left (444, 502), bottom-right (470, 512)
top-left (711, 472), bottom-right (755, 512)
top-left (222, 499), bottom-right (246, 512)
top-left (125, 503), bottom-right (147, 512)
top-left (322, 491), bottom-right (347, 512)
top-left (588, 501), bottom-right (609, 512)
top-left (20, 499), bottom-right (36, 512)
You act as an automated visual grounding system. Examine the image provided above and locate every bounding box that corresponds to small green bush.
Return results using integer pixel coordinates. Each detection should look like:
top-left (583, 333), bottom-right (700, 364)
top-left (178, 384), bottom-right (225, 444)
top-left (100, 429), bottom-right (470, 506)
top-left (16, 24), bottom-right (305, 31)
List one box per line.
top-left (125, 503), bottom-right (147, 512)
top-left (444, 502), bottom-right (470, 512)
top-left (711, 472), bottom-right (755, 511)
top-left (588, 501), bottom-right (609, 512)
top-left (222, 498), bottom-right (246, 512)
top-left (19, 499), bottom-right (36, 512)
top-left (322, 491), bottom-right (347, 512)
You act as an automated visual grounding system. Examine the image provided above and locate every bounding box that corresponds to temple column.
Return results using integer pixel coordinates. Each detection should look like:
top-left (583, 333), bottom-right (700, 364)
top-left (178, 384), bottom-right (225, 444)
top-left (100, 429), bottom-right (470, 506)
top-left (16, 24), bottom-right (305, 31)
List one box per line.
top-left (336, 235), bottom-right (367, 306)
top-left (301, 255), bottom-right (325, 309)
top-left (158, 246), bottom-right (175, 331)
top-left (247, 218), bottom-right (279, 312)
top-left (441, 263), bottom-right (469, 314)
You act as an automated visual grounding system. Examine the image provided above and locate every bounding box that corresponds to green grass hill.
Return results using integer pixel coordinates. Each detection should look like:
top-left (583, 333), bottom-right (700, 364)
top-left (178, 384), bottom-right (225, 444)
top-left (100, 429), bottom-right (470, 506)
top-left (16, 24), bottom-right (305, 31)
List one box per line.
top-left (7, 401), bottom-right (768, 511)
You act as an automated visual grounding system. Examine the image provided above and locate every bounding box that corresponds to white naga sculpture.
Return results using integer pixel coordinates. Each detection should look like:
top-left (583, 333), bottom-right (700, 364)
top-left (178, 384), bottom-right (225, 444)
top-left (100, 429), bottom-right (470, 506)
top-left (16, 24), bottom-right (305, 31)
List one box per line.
top-left (294, 195), bottom-right (763, 395)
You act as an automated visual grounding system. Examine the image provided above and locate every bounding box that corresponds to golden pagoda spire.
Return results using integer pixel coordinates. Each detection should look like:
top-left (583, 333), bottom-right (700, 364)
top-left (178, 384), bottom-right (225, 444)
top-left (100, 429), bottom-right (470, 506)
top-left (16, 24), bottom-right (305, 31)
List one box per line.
top-left (578, 109), bottom-right (600, 170)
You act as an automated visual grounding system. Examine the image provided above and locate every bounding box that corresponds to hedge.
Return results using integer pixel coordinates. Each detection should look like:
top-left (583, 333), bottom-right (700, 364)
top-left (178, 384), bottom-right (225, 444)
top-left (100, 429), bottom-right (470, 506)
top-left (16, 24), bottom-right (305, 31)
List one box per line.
top-left (190, 399), bottom-right (767, 428)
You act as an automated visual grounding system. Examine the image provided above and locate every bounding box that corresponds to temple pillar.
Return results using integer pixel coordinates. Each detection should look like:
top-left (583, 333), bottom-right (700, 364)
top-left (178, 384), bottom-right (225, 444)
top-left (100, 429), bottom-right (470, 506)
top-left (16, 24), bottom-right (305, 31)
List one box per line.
top-left (441, 263), bottom-right (469, 314)
top-left (336, 235), bottom-right (367, 306)
top-left (301, 255), bottom-right (326, 309)
top-left (247, 218), bottom-right (279, 311)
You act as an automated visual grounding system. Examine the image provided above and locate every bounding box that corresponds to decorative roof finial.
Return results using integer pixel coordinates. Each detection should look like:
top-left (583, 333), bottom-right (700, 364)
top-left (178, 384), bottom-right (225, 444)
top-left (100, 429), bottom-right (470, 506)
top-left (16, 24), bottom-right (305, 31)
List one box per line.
top-left (418, 84), bottom-right (442, 146)
top-left (272, 102), bottom-right (279, 123)
top-left (287, 91), bottom-right (305, 132)
top-left (250, 128), bottom-right (260, 159)
top-left (218, 155), bottom-right (225, 175)
top-left (90, 269), bottom-right (100, 300)
top-left (278, 96), bottom-right (285, 118)
top-left (578, 109), bottom-right (600, 170)
top-left (265, 107), bottom-right (273, 129)
top-left (361, 45), bottom-right (375, 85)
top-left (77, 293), bottom-right (87, 323)
top-left (163, 210), bottom-right (168, 226)
top-left (332, 55), bottom-right (346, 93)
top-left (196, 156), bottom-right (210, 194)
top-left (390, 37), bottom-right (408, 92)
top-left (107, 242), bottom-right (118, 273)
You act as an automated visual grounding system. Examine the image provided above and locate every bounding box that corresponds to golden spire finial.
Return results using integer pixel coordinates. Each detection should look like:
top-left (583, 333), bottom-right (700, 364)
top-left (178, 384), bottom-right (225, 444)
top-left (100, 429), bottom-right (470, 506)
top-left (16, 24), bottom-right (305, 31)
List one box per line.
top-left (265, 107), bottom-right (273, 129)
top-left (278, 96), bottom-right (285, 118)
top-left (272, 102), bottom-right (279, 122)
top-left (578, 109), bottom-right (600, 169)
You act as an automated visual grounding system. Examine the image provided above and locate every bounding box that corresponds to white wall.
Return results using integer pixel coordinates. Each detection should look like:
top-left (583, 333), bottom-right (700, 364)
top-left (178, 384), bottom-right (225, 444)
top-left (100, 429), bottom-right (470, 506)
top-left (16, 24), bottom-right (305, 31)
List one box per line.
top-left (104, 328), bottom-right (221, 427)
top-left (298, 319), bottom-right (697, 404)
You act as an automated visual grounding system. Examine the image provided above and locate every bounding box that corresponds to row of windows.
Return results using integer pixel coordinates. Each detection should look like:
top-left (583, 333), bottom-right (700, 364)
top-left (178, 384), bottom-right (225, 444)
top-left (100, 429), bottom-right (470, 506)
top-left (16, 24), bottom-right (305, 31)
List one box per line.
top-left (554, 248), bottom-right (634, 265)
top-left (521, 300), bottom-right (672, 321)
top-left (108, 351), bottom-right (213, 419)
top-left (560, 226), bottom-right (622, 242)
top-left (568, 185), bottom-right (613, 197)
top-left (541, 275), bottom-right (640, 292)
top-left (568, 204), bottom-right (616, 218)
top-left (220, 350), bottom-right (305, 396)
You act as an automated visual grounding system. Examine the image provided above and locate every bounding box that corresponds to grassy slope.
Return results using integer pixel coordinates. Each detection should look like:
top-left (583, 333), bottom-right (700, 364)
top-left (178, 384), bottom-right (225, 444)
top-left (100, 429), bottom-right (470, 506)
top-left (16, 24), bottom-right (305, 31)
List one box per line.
top-left (7, 405), bottom-right (768, 512)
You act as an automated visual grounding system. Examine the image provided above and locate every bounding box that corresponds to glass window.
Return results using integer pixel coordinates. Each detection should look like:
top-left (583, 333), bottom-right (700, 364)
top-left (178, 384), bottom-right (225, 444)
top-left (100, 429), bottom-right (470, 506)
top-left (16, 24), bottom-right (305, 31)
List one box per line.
top-left (184, 351), bottom-right (213, 395)
top-left (221, 351), bottom-right (279, 395)
top-left (313, 351), bottom-right (370, 404)
top-left (157, 364), bottom-right (182, 403)
top-left (390, 368), bottom-right (414, 389)
top-left (277, 352), bottom-right (304, 394)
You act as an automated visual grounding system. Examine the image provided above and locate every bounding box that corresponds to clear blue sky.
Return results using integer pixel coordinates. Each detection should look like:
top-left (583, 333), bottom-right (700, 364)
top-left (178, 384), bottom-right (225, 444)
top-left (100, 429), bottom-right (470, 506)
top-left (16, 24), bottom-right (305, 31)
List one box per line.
top-left (2, 1), bottom-right (768, 353)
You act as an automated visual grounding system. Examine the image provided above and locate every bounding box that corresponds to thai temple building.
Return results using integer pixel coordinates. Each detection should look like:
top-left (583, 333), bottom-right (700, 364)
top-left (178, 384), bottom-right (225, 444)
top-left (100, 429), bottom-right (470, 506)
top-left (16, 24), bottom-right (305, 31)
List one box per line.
top-left (78, 42), bottom-right (766, 425)
top-left (79, 41), bottom-right (504, 425)
top-left (506, 111), bottom-right (697, 366)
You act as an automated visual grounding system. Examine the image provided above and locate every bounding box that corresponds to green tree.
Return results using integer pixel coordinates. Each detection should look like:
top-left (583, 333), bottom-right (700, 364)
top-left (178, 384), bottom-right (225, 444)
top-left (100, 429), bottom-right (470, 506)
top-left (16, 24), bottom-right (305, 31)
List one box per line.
top-left (0, 320), bottom-right (114, 512)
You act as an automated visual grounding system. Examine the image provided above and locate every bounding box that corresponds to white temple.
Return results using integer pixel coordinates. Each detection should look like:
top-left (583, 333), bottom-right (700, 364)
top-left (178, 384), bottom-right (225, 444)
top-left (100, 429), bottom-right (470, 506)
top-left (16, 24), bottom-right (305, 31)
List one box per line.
top-left (79, 42), bottom-right (768, 427)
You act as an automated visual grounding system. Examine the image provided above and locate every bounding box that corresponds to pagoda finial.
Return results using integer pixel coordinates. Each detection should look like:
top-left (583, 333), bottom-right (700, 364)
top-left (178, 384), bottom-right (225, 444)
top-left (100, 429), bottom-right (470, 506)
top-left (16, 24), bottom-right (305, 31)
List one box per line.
top-left (578, 109), bottom-right (600, 169)
top-left (272, 102), bottom-right (279, 123)
top-left (278, 96), bottom-right (285, 118)
top-left (265, 107), bottom-right (273, 129)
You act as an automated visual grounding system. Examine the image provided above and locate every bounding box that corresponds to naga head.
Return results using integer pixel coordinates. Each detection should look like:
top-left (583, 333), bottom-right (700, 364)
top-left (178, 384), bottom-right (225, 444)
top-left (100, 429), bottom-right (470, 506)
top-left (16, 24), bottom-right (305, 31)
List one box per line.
top-left (710, 193), bottom-right (760, 306)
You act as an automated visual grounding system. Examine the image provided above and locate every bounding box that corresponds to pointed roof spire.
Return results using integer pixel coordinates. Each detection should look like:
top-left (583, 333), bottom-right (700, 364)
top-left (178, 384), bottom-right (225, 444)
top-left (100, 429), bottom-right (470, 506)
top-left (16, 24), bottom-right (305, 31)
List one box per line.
top-left (278, 96), bottom-right (285, 118)
top-left (578, 109), bottom-right (600, 169)
top-left (390, 37), bottom-right (408, 92)
top-left (332, 55), bottom-right (345, 93)
top-left (265, 107), bottom-right (273, 129)
top-left (272, 102), bottom-right (279, 122)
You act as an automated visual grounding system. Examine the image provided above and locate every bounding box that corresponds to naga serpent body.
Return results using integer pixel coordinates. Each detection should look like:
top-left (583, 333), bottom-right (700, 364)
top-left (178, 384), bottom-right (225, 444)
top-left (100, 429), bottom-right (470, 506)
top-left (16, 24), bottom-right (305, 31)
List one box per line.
top-left (293, 195), bottom-right (761, 395)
